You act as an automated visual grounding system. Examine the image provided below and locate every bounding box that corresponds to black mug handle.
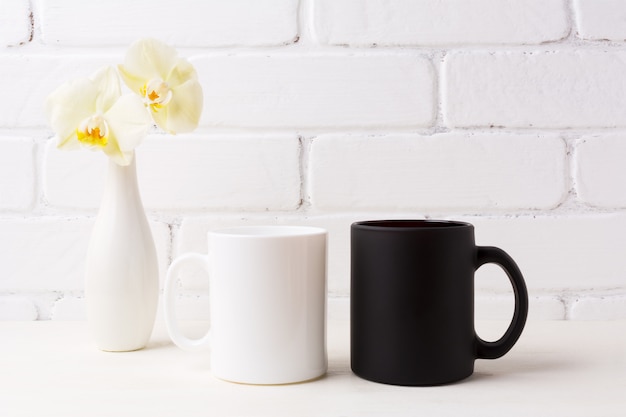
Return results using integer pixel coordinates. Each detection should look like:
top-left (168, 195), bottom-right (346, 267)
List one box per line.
top-left (475, 246), bottom-right (529, 360)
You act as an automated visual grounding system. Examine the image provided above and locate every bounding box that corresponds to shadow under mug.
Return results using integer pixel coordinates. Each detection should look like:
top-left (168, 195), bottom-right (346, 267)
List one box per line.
top-left (163, 226), bottom-right (328, 385)
top-left (351, 220), bottom-right (529, 386)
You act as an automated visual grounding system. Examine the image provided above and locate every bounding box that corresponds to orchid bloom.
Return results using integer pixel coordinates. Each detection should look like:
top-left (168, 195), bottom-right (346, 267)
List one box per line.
top-left (46, 66), bottom-right (150, 166)
top-left (118, 38), bottom-right (203, 134)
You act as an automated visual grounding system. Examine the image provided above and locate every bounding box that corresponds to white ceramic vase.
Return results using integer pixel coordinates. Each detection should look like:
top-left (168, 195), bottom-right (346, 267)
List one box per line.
top-left (84, 152), bottom-right (159, 352)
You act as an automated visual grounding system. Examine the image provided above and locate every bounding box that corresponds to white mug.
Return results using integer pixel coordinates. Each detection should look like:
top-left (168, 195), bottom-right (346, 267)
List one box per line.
top-left (164, 226), bottom-right (328, 385)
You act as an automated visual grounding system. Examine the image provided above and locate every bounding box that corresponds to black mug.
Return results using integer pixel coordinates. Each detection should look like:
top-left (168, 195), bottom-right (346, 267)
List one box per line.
top-left (351, 220), bottom-right (528, 386)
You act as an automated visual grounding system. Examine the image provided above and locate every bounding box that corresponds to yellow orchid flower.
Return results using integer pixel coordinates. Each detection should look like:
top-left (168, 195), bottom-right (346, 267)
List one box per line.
top-left (46, 66), bottom-right (150, 166)
top-left (118, 38), bottom-right (203, 134)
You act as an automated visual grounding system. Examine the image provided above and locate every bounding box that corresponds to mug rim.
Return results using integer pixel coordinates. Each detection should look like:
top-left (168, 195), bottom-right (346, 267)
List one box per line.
top-left (209, 225), bottom-right (327, 238)
top-left (352, 219), bottom-right (473, 230)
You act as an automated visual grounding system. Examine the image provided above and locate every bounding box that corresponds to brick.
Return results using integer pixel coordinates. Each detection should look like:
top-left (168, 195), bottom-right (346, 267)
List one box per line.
top-left (195, 55), bottom-right (435, 129)
top-left (457, 215), bottom-right (626, 292)
top-left (570, 294), bottom-right (626, 320)
top-left (444, 51), bottom-right (626, 128)
top-left (45, 135), bottom-right (301, 211)
top-left (43, 143), bottom-right (106, 210)
top-left (0, 0), bottom-right (30, 46)
top-left (0, 296), bottom-right (38, 320)
top-left (0, 218), bottom-right (170, 292)
top-left (308, 133), bottom-right (566, 211)
top-left (575, 134), bottom-right (626, 208)
top-left (51, 296), bottom-right (85, 320)
top-left (39, 0), bottom-right (298, 46)
top-left (574, 0), bottom-right (626, 41)
top-left (475, 294), bottom-right (565, 323)
top-left (314, 0), bottom-right (568, 46)
top-left (0, 138), bottom-right (34, 210)
top-left (0, 218), bottom-right (93, 291)
top-left (0, 55), bottom-right (111, 128)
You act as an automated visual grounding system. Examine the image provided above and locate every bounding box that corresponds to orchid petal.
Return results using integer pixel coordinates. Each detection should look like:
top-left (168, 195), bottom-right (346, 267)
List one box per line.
top-left (166, 58), bottom-right (198, 89)
top-left (118, 38), bottom-right (178, 95)
top-left (151, 78), bottom-right (203, 134)
top-left (46, 77), bottom-right (98, 149)
top-left (117, 64), bottom-right (146, 98)
top-left (90, 66), bottom-right (121, 113)
top-left (118, 38), bottom-right (203, 132)
top-left (103, 94), bottom-right (150, 165)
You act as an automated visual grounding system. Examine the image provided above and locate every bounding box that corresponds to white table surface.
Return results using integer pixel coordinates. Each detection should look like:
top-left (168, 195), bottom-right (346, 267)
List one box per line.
top-left (1, 318), bottom-right (625, 417)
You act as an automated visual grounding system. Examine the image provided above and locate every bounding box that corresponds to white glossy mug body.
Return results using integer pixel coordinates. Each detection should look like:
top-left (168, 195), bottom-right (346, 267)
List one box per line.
top-left (164, 226), bottom-right (328, 385)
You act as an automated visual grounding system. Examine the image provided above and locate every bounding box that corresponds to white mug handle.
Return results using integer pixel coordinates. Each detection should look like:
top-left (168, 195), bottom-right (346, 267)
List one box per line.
top-left (164, 253), bottom-right (212, 351)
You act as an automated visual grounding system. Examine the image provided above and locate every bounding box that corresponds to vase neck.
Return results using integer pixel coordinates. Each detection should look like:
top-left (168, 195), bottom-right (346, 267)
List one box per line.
top-left (101, 153), bottom-right (142, 206)
top-left (106, 152), bottom-right (138, 183)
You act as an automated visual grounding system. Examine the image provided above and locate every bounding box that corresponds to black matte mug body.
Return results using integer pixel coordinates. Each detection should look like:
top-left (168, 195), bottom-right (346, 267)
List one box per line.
top-left (351, 220), bottom-right (528, 386)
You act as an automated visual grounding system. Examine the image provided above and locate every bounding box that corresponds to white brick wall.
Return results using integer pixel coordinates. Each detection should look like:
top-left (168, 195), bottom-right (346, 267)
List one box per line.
top-left (1, 0), bottom-right (626, 321)
top-left (308, 133), bottom-right (566, 211)
top-left (0, 0), bottom-right (31, 46)
top-left (37, 0), bottom-right (299, 47)
top-left (443, 51), bottom-right (626, 128)
top-left (575, 134), bottom-right (626, 208)
top-left (573, 0), bottom-right (626, 41)
top-left (0, 138), bottom-right (34, 210)
top-left (314, 0), bottom-right (569, 46)
top-left (196, 55), bottom-right (436, 129)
